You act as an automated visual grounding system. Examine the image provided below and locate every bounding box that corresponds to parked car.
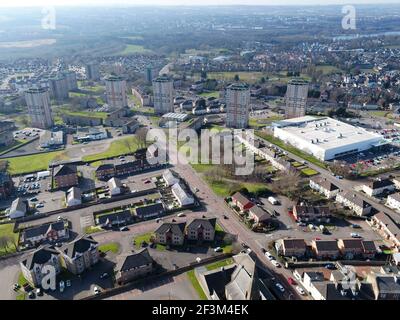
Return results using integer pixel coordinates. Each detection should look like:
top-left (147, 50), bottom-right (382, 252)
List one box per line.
top-left (296, 286), bottom-right (305, 295)
top-left (214, 247), bottom-right (222, 252)
top-left (275, 283), bottom-right (285, 293)
top-left (36, 288), bottom-right (43, 296)
top-left (119, 226), bottom-right (129, 231)
top-left (287, 277), bottom-right (297, 285)
top-left (351, 233), bottom-right (362, 238)
top-left (94, 286), bottom-right (100, 295)
top-left (271, 260), bottom-right (281, 268)
top-left (13, 284), bottom-right (20, 291)
top-left (28, 291), bottom-right (35, 299)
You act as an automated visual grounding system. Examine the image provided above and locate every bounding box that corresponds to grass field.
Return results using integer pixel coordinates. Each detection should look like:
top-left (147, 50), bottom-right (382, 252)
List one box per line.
top-left (206, 179), bottom-right (269, 198)
top-left (61, 109), bottom-right (109, 120)
top-left (133, 233), bottom-right (166, 251)
top-left (0, 223), bottom-right (18, 256)
top-left (3, 151), bottom-right (68, 175)
top-left (315, 65), bottom-right (343, 75)
top-left (186, 270), bottom-right (208, 300)
top-left (205, 258), bottom-right (234, 271)
top-left (83, 136), bottom-right (139, 162)
top-left (255, 131), bottom-right (327, 169)
top-left (199, 91), bottom-right (220, 98)
top-left (84, 226), bottom-right (104, 235)
top-left (301, 168), bottom-right (319, 176)
top-left (99, 242), bottom-right (120, 254)
top-left (119, 44), bottom-right (152, 55)
top-left (369, 110), bottom-right (389, 118)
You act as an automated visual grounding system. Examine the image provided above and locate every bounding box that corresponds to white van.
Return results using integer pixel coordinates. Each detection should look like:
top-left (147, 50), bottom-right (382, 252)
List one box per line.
top-left (268, 196), bottom-right (280, 205)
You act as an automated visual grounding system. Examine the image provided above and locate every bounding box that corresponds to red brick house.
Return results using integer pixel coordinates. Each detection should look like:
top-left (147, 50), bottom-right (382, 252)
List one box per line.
top-left (53, 165), bottom-right (78, 189)
top-left (231, 192), bottom-right (254, 212)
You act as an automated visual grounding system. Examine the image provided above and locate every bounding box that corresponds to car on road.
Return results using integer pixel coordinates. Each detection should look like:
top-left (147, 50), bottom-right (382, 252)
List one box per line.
top-left (36, 288), bottom-right (43, 296)
top-left (275, 283), bottom-right (285, 293)
top-left (119, 226), bottom-right (129, 231)
top-left (223, 215), bottom-right (228, 219)
top-left (29, 197), bottom-right (38, 202)
top-left (271, 260), bottom-right (281, 268)
top-left (325, 263), bottom-right (336, 270)
top-left (293, 272), bottom-right (302, 282)
top-left (214, 247), bottom-right (223, 252)
top-left (351, 224), bottom-right (361, 229)
top-left (287, 277), bottom-right (297, 285)
top-left (28, 291), bottom-right (35, 299)
top-left (296, 286), bottom-right (305, 295)
top-left (13, 284), bottom-right (20, 291)
top-left (94, 286), bottom-right (101, 295)
top-left (350, 233), bottom-right (362, 238)
top-left (177, 213), bottom-right (186, 217)
top-left (36, 203), bottom-right (44, 209)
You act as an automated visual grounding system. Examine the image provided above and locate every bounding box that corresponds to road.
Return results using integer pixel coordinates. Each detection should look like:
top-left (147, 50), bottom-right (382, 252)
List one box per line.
top-left (254, 132), bottom-right (400, 222)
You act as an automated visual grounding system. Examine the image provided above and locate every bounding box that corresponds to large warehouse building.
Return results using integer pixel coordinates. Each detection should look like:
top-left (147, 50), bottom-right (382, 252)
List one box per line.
top-left (273, 116), bottom-right (384, 161)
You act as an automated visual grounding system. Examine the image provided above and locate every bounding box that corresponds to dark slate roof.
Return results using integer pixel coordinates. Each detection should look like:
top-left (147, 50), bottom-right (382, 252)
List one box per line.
top-left (135, 203), bottom-right (164, 217)
top-left (22, 246), bottom-right (59, 270)
top-left (366, 178), bottom-right (394, 189)
top-left (281, 239), bottom-right (307, 250)
top-left (339, 191), bottom-right (371, 208)
top-left (314, 240), bottom-right (339, 252)
top-left (375, 275), bottom-right (400, 294)
top-left (314, 282), bottom-right (351, 300)
top-left (54, 164), bottom-right (77, 177)
top-left (362, 240), bottom-right (377, 252)
top-left (96, 210), bottom-right (132, 225)
top-left (115, 160), bottom-right (141, 171)
top-left (155, 222), bottom-right (186, 235)
top-left (96, 164), bottom-right (115, 172)
top-left (117, 249), bottom-right (153, 272)
top-left (188, 218), bottom-right (217, 230)
top-left (62, 235), bottom-right (98, 258)
top-left (23, 221), bottom-right (66, 239)
top-left (340, 239), bottom-right (364, 250)
top-left (294, 205), bottom-right (331, 216)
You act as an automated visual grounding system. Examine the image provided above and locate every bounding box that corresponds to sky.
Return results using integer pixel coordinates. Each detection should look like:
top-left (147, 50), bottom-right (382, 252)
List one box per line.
top-left (0, 0), bottom-right (399, 7)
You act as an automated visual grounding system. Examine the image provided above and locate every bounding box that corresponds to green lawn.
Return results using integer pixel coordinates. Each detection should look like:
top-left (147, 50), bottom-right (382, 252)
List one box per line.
top-left (3, 151), bottom-right (68, 175)
top-left (199, 91), bottom-right (220, 98)
top-left (84, 226), bottom-right (104, 235)
top-left (83, 136), bottom-right (139, 162)
top-left (0, 223), bottom-right (18, 256)
top-left (315, 65), bottom-right (343, 75)
top-left (206, 179), bottom-right (269, 198)
top-left (61, 109), bottom-right (109, 120)
top-left (119, 44), bottom-right (152, 55)
top-left (187, 270), bottom-right (208, 300)
top-left (133, 233), bottom-right (166, 251)
top-left (369, 111), bottom-right (389, 118)
top-left (98, 242), bottom-right (120, 254)
top-left (255, 131), bottom-right (327, 169)
top-left (301, 168), bottom-right (319, 176)
top-left (205, 258), bottom-right (234, 271)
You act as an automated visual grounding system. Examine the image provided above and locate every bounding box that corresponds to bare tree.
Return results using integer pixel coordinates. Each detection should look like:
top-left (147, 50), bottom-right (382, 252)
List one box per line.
top-left (136, 127), bottom-right (149, 149)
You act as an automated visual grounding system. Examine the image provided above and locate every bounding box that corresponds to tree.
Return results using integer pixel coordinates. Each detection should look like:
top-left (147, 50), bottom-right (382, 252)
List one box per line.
top-left (135, 127), bottom-right (149, 149)
top-left (234, 74), bottom-right (240, 82)
top-left (0, 236), bottom-right (10, 254)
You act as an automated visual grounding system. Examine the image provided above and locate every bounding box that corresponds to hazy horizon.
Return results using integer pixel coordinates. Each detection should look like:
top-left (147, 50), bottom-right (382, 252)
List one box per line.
top-left (0, 0), bottom-right (399, 8)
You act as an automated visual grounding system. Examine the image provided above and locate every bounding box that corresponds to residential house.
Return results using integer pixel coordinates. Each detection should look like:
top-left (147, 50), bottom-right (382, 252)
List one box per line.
top-left (311, 240), bottom-right (340, 259)
top-left (171, 182), bottom-right (194, 207)
top-left (20, 221), bottom-right (69, 247)
top-left (66, 187), bottom-right (82, 207)
top-left (186, 218), bottom-right (216, 242)
top-left (386, 193), bottom-right (400, 211)
top-left (162, 169), bottom-right (180, 186)
top-left (309, 176), bottom-right (339, 199)
top-left (393, 176), bottom-right (400, 190)
top-left (248, 206), bottom-right (274, 226)
top-left (337, 239), bottom-right (377, 259)
top-left (367, 273), bottom-right (400, 300)
top-left (39, 131), bottom-right (64, 149)
top-left (154, 222), bottom-right (186, 246)
top-left (370, 212), bottom-right (400, 250)
top-left (108, 177), bottom-right (123, 196)
top-left (292, 205), bottom-right (331, 223)
top-left (275, 239), bottom-right (307, 258)
top-left (95, 164), bottom-right (115, 180)
top-left (115, 160), bottom-right (142, 176)
top-left (59, 236), bottom-right (99, 275)
top-left (116, 249), bottom-right (154, 285)
top-left (20, 246), bottom-right (61, 287)
top-left (362, 178), bottom-right (395, 197)
top-left (9, 198), bottom-right (27, 219)
top-left (96, 210), bottom-right (132, 228)
top-left (53, 165), bottom-right (78, 189)
top-left (74, 126), bottom-right (108, 142)
top-left (336, 191), bottom-right (372, 216)
top-left (231, 192), bottom-right (254, 212)
top-left (302, 271), bottom-right (350, 300)
top-left (135, 202), bottom-right (165, 220)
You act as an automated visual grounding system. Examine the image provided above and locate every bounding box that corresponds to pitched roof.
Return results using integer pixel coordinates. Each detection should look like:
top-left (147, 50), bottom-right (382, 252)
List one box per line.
top-left (339, 239), bottom-right (364, 250)
top-left (96, 210), bottom-right (132, 225)
top-left (313, 240), bottom-right (339, 252)
top-left (54, 164), bottom-right (77, 177)
top-left (187, 218), bottom-right (217, 231)
top-left (21, 246), bottom-right (59, 270)
top-left (23, 221), bottom-right (66, 240)
top-left (117, 249), bottom-right (153, 272)
top-left (96, 164), bottom-right (115, 172)
top-left (135, 203), bottom-right (164, 217)
top-left (155, 222), bottom-right (186, 235)
top-left (248, 206), bottom-right (272, 222)
top-left (311, 176), bottom-right (339, 191)
top-left (10, 197), bottom-right (27, 214)
top-left (281, 239), bottom-right (307, 250)
top-left (338, 191), bottom-right (371, 208)
top-left (294, 205), bottom-right (331, 216)
top-left (374, 275), bottom-right (400, 294)
top-left (231, 192), bottom-right (253, 206)
top-left (365, 178), bottom-right (394, 189)
top-left (62, 235), bottom-right (98, 259)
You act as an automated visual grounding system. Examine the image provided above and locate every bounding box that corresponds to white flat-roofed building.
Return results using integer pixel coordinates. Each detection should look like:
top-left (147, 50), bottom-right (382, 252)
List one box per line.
top-left (161, 113), bottom-right (188, 122)
top-left (273, 116), bottom-right (384, 161)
